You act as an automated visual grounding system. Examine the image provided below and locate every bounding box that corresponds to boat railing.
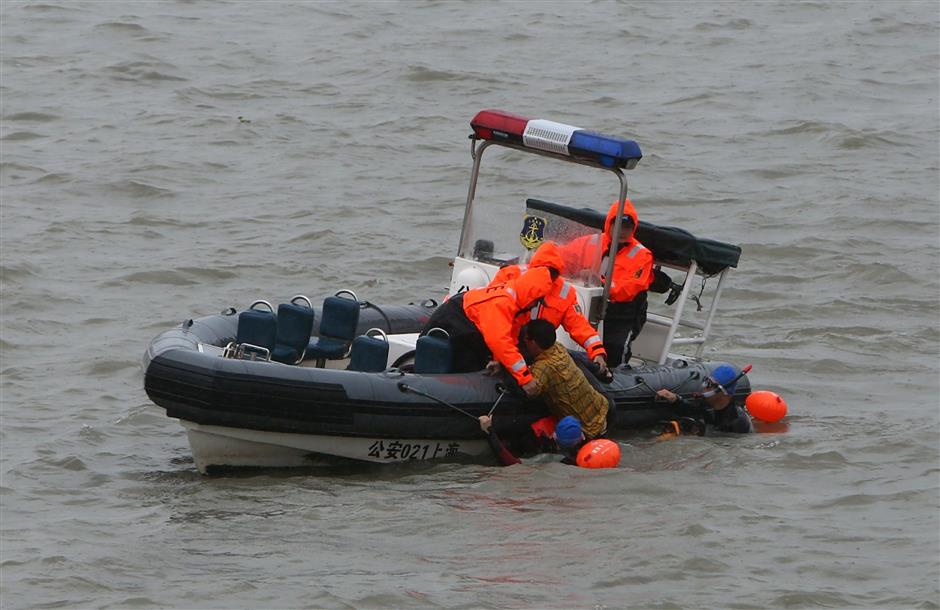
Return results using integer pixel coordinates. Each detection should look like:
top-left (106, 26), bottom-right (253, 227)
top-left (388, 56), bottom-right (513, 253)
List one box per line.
top-left (632, 262), bottom-right (729, 364)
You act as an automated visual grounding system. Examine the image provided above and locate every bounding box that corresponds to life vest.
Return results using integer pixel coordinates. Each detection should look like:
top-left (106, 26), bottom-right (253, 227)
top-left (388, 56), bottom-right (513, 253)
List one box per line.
top-left (463, 266), bottom-right (554, 386)
top-left (491, 242), bottom-right (605, 360)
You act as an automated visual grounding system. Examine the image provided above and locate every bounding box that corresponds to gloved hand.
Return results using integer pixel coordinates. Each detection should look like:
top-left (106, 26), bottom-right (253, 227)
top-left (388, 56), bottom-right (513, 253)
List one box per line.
top-left (650, 266), bottom-right (673, 293)
top-left (592, 355), bottom-right (609, 376)
top-left (591, 355), bottom-right (614, 383)
top-left (664, 282), bottom-right (683, 306)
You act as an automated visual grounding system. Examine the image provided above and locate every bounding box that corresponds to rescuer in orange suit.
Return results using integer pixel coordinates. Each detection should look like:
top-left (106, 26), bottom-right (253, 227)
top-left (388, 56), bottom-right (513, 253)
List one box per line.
top-left (490, 241), bottom-right (610, 380)
top-left (559, 199), bottom-right (654, 367)
top-left (420, 266), bottom-right (556, 396)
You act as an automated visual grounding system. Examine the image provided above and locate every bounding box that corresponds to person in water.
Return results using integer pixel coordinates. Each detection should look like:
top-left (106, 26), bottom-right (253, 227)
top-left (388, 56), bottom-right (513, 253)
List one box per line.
top-left (420, 265), bottom-right (556, 397)
top-left (654, 364), bottom-right (754, 435)
top-left (521, 319), bottom-right (610, 439)
top-left (478, 414), bottom-right (586, 467)
top-left (552, 415), bottom-right (588, 464)
top-left (558, 199), bottom-right (655, 367)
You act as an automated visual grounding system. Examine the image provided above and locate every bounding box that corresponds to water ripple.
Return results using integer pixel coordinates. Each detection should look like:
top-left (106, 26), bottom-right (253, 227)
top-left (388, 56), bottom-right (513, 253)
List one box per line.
top-left (1, 131), bottom-right (45, 141)
top-left (4, 111), bottom-right (59, 122)
top-left (1, 3), bottom-right (937, 610)
top-left (102, 267), bottom-right (239, 287)
top-left (104, 180), bottom-right (174, 198)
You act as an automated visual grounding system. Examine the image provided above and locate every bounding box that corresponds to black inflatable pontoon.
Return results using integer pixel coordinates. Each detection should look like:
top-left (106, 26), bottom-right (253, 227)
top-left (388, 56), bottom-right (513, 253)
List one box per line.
top-left (143, 302), bottom-right (750, 472)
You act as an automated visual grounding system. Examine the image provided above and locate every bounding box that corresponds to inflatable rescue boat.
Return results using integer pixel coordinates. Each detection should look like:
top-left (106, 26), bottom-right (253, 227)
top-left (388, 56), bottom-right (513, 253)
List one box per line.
top-left (143, 109), bottom-right (748, 472)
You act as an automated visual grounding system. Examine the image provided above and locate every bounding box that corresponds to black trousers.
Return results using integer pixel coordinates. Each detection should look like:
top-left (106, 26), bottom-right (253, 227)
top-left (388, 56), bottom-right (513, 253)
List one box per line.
top-left (420, 294), bottom-right (491, 373)
top-left (602, 318), bottom-right (633, 367)
top-left (603, 293), bottom-right (648, 366)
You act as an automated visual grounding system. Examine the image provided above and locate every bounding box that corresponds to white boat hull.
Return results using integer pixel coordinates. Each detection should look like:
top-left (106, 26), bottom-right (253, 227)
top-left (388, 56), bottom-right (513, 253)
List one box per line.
top-left (179, 420), bottom-right (491, 473)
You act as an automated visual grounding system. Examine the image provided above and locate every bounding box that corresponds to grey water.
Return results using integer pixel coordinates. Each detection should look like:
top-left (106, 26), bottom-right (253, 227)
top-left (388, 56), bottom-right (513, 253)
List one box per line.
top-left (1, 2), bottom-right (938, 609)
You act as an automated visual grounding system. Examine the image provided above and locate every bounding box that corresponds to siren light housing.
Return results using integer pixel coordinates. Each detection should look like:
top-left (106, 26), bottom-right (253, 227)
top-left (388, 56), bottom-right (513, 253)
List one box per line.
top-left (470, 109), bottom-right (642, 169)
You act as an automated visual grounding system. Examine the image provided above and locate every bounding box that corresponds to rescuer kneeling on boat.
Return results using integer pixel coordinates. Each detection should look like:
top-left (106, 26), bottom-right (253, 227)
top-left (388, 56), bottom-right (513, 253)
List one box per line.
top-left (654, 365), bottom-right (754, 435)
top-left (490, 241), bottom-right (610, 380)
top-left (419, 266), bottom-right (556, 397)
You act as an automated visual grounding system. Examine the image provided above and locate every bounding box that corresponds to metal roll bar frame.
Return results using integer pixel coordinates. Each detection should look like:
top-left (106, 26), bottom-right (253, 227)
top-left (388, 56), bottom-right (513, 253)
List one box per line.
top-left (459, 136), bottom-right (631, 324)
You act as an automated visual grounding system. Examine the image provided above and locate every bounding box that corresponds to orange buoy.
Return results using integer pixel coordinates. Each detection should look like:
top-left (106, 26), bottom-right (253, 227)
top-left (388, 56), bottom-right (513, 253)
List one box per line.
top-left (575, 439), bottom-right (621, 469)
top-left (745, 390), bottom-right (788, 423)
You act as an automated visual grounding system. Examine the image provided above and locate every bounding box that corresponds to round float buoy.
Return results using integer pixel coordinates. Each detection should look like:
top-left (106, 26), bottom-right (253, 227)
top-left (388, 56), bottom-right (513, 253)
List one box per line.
top-left (576, 439), bottom-right (621, 469)
top-left (745, 390), bottom-right (788, 423)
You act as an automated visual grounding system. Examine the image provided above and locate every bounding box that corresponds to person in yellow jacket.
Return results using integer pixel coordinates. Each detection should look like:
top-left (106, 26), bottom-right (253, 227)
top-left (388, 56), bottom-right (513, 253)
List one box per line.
top-left (520, 319), bottom-right (610, 438)
top-left (420, 266), bottom-right (556, 396)
top-left (491, 241), bottom-right (610, 379)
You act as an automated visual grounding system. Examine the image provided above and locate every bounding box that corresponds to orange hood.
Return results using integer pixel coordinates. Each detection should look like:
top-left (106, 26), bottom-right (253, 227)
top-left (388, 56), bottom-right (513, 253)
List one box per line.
top-left (603, 199), bottom-right (639, 246)
top-left (511, 266), bottom-right (554, 309)
top-left (529, 241), bottom-right (565, 275)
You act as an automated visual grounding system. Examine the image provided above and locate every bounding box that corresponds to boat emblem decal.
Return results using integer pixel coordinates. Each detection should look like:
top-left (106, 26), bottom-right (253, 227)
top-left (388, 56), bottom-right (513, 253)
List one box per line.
top-left (520, 214), bottom-right (547, 250)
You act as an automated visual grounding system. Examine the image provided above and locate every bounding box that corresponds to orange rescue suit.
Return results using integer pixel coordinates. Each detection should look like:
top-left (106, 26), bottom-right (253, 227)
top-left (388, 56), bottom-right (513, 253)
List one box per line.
top-left (559, 199), bottom-right (654, 303)
top-left (463, 266), bottom-right (555, 386)
top-left (491, 241), bottom-right (606, 361)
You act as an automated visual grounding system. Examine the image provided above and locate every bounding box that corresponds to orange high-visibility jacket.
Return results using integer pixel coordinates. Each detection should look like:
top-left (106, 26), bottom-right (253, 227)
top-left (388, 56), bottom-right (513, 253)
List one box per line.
top-left (463, 266), bottom-right (555, 386)
top-left (558, 199), bottom-right (654, 303)
top-left (491, 242), bottom-right (606, 360)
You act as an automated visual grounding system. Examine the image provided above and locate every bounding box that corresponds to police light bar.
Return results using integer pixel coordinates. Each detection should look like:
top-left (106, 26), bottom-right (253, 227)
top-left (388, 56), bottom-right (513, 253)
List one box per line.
top-left (470, 109), bottom-right (642, 169)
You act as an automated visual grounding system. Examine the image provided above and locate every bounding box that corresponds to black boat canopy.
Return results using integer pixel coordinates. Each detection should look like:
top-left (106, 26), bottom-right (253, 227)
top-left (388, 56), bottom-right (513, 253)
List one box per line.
top-left (526, 198), bottom-right (741, 275)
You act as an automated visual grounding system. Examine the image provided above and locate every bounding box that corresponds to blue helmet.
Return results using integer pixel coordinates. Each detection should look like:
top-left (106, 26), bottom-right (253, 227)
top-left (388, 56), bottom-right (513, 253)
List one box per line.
top-left (554, 416), bottom-right (584, 448)
top-left (708, 365), bottom-right (738, 394)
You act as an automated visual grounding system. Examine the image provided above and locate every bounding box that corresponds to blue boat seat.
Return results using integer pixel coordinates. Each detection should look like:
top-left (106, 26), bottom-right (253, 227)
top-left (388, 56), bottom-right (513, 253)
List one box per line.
top-left (414, 328), bottom-right (452, 374)
top-left (307, 290), bottom-right (361, 366)
top-left (235, 300), bottom-right (277, 360)
top-left (271, 295), bottom-right (315, 365)
top-left (347, 328), bottom-right (389, 372)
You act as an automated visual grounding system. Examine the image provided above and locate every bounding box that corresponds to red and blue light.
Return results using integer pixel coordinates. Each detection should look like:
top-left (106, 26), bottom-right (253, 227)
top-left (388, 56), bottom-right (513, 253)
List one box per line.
top-left (470, 109), bottom-right (642, 170)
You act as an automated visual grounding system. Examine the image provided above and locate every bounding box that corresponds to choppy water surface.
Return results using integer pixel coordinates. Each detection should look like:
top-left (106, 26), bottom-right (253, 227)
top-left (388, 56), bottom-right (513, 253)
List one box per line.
top-left (2, 2), bottom-right (938, 609)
